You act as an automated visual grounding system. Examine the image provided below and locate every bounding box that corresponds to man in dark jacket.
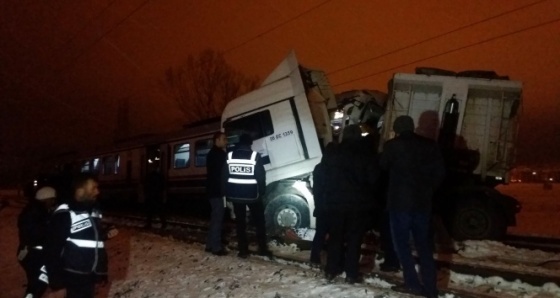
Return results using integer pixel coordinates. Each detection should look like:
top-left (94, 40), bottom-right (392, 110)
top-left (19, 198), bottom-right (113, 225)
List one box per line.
top-left (144, 166), bottom-right (167, 229)
top-left (205, 132), bottom-right (228, 255)
top-left (309, 160), bottom-right (327, 266)
top-left (323, 124), bottom-right (379, 284)
top-left (222, 133), bottom-right (271, 259)
top-left (379, 115), bottom-right (445, 298)
top-left (17, 186), bottom-right (57, 298)
top-left (45, 173), bottom-right (118, 298)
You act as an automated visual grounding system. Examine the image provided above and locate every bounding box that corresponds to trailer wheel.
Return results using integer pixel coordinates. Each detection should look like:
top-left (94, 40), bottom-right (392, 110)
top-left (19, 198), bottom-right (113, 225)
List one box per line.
top-left (451, 200), bottom-right (506, 241)
top-left (265, 194), bottom-right (310, 236)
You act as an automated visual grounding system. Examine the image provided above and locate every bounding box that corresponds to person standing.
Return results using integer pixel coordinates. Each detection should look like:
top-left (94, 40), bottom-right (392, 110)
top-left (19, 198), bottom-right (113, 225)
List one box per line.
top-left (144, 166), bottom-right (167, 229)
top-left (380, 115), bottom-right (445, 298)
top-left (45, 173), bottom-right (118, 298)
top-left (309, 142), bottom-right (336, 267)
top-left (323, 124), bottom-right (379, 284)
top-left (17, 186), bottom-right (57, 298)
top-left (222, 133), bottom-right (272, 259)
top-left (205, 132), bottom-right (228, 255)
top-left (309, 160), bottom-right (327, 266)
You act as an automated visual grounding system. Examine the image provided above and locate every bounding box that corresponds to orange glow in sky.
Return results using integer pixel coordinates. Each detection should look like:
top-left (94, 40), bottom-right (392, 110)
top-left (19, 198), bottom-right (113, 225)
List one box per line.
top-left (1, 0), bottom-right (559, 165)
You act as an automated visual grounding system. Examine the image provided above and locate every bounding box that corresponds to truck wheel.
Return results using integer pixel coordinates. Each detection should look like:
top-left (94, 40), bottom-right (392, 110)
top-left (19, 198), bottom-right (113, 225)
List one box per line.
top-left (265, 194), bottom-right (310, 236)
top-left (451, 200), bottom-right (506, 241)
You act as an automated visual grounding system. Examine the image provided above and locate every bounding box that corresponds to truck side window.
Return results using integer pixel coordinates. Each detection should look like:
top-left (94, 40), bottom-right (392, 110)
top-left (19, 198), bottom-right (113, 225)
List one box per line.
top-left (223, 110), bottom-right (274, 147)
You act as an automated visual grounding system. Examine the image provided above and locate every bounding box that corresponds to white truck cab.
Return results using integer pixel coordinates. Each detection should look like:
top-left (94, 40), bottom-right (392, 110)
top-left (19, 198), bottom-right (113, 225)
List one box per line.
top-left (221, 51), bottom-right (336, 234)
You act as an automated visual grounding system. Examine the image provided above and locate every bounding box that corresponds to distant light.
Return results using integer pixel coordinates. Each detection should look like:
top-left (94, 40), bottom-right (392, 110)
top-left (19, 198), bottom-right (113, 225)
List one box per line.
top-left (33, 180), bottom-right (38, 187)
top-left (148, 159), bottom-right (153, 164)
top-left (333, 111), bottom-right (344, 120)
top-left (532, 171), bottom-right (537, 175)
top-left (333, 125), bottom-right (340, 131)
top-left (495, 176), bottom-right (503, 181)
top-left (549, 178), bottom-right (554, 182)
top-left (155, 157), bottom-right (160, 161)
top-left (361, 132), bottom-right (369, 136)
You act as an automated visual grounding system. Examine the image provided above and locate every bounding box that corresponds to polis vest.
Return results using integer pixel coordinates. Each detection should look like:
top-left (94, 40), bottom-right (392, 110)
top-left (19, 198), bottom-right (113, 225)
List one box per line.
top-left (54, 204), bottom-right (108, 275)
top-left (225, 150), bottom-right (259, 202)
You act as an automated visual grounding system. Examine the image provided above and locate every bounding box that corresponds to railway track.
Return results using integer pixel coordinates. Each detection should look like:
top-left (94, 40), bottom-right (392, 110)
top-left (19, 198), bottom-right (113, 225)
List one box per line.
top-left (105, 213), bottom-right (560, 297)
top-left (503, 233), bottom-right (560, 253)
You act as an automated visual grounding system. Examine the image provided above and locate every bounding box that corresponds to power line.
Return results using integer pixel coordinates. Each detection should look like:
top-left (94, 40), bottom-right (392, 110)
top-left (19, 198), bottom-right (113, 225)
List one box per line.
top-left (327, 0), bottom-right (551, 76)
top-left (56, 0), bottom-right (119, 52)
top-left (56, 0), bottom-right (152, 73)
top-left (224, 0), bottom-right (334, 54)
top-left (333, 16), bottom-right (560, 87)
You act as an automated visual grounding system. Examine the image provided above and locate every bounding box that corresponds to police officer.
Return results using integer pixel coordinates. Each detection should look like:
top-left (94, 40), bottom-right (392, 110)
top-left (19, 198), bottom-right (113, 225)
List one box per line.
top-left (45, 173), bottom-right (118, 298)
top-left (17, 186), bottom-right (56, 298)
top-left (222, 133), bottom-right (272, 259)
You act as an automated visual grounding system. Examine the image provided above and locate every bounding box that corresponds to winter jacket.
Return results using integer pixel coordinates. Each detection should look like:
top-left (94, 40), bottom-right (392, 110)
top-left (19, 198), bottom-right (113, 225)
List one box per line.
top-left (44, 201), bottom-right (109, 290)
top-left (379, 131), bottom-right (445, 213)
top-left (145, 170), bottom-right (165, 198)
top-left (17, 200), bottom-right (50, 253)
top-left (206, 145), bottom-right (227, 198)
top-left (312, 162), bottom-right (326, 217)
top-left (322, 140), bottom-right (379, 213)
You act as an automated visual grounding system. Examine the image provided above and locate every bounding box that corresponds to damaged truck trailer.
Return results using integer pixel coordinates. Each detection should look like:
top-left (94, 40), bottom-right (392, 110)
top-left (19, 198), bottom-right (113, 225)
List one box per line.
top-left (221, 51), bottom-right (522, 240)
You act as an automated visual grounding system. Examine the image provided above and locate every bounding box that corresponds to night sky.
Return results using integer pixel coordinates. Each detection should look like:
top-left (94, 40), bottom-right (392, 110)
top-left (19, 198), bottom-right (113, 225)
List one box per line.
top-left (1, 0), bottom-right (559, 171)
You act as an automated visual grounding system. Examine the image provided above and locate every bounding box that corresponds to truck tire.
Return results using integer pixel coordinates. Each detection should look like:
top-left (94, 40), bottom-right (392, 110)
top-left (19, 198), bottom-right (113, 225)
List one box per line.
top-left (265, 193), bottom-right (310, 236)
top-left (450, 200), bottom-right (507, 241)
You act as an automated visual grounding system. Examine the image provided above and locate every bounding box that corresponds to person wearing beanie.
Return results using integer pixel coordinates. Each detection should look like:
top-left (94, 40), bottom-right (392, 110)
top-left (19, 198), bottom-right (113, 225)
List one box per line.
top-left (17, 186), bottom-right (57, 298)
top-left (379, 115), bottom-right (445, 298)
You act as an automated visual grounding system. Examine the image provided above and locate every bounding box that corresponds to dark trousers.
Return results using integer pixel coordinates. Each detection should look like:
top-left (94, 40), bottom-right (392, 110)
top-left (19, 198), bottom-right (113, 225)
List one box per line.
top-left (310, 213), bottom-right (328, 263)
top-left (380, 211), bottom-right (399, 267)
top-left (145, 194), bottom-right (167, 228)
top-left (65, 274), bottom-right (97, 298)
top-left (19, 249), bottom-right (47, 298)
top-left (206, 197), bottom-right (226, 252)
top-left (233, 200), bottom-right (268, 252)
top-left (325, 208), bottom-right (367, 279)
top-left (390, 211), bottom-right (437, 296)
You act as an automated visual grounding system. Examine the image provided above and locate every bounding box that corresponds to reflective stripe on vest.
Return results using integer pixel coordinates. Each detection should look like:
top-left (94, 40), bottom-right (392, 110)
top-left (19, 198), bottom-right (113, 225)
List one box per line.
top-left (228, 178), bottom-right (258, 184)
top-left (68, 239), bottom-right (104, 248)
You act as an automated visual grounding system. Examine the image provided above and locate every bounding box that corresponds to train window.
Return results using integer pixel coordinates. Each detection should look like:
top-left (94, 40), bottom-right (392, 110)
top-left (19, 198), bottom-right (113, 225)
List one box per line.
top-left (195, 138), bottom-right (213, 167)
top-left (223, 110), bottom-right (273, 146)
top-left (102, 156), bottom-right (116, 175)
top-left (81, 160), bottom-right (90, 173)
top-left (173, 143), bottom-right (190, 169)
top-left (92, 158), bottom-right (100, 173)
top-left (114, 154), bottom-right (120, 174)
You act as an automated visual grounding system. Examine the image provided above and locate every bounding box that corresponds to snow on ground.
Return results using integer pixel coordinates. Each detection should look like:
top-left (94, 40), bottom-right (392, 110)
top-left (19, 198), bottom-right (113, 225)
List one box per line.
top-left (1, 183), bottom-right (560, 297)
top-left (107, 232), bottom-right (402, 298)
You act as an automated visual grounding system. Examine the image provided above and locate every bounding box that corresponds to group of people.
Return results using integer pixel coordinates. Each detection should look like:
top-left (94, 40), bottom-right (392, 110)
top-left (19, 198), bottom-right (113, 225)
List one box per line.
top-left (310, 116), bottom-right (445, 298)
top-left (16, 115), bottom-right (443, 297)
top-left (17, 173), bottom-right (118, 298)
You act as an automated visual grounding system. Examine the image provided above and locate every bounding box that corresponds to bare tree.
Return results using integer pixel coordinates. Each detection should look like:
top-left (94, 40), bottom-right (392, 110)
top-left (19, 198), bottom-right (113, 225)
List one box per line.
top-left (162, 49), bottom-right (259, 123)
